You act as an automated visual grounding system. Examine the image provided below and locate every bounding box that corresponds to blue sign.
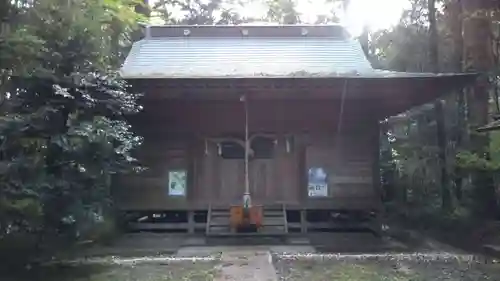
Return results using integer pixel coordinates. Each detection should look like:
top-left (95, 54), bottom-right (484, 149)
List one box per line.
top-left (308, 167), bottom-right (328, 197)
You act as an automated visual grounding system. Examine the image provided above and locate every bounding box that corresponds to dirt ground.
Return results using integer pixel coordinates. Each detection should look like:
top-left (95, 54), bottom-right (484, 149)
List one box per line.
top-left (2, 261), bottom-right (220, 281)
top-left (6, 255), bottom-right (500, 281)
top-left (5, 232), bottom-right (500, 281)
top-left (273, 258), bottom-right (500, 281)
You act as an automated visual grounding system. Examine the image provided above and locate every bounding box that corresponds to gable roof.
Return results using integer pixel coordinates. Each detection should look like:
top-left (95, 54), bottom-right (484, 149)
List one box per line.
top-left (120, 25), bottom-right (375, 79)
top-left (120, 25), bottom-right (479, 118)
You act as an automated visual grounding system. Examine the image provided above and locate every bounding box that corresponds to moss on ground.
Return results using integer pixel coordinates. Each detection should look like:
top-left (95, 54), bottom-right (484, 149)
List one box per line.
top-left (2, 262), bottom-right (219, 281)
top-left (324, 263), bottom-right (418, 281)
top-left (275, 261), bottom-right (419, 281)
top-left (274, 259), bottom-right (500, 281)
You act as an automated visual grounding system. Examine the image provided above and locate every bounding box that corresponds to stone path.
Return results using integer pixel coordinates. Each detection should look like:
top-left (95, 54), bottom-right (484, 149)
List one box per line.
top-left (215, 249), bottom-right (278, 281)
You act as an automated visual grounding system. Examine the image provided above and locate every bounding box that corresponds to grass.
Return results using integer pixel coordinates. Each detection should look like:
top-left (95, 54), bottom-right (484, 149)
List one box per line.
top-left (275, 260), bottom-right (420, 281)
top-left (274, 259), bottom-right (500, 281)
top-left (325, 263), bottom-right (418, 281)
top-left (5, 252), bottom-right (500, 281)
top-left (1, 261), bottom-right (220, 281)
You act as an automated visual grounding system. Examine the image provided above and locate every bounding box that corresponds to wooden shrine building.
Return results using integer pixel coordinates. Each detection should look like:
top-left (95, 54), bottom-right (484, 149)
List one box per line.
top-left (117, 24), bottom-right (475, 236)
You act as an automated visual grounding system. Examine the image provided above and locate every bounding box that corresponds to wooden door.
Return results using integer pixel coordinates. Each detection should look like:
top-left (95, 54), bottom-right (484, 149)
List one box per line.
top-left (249, 136), bottom-right (301, 205)
top-left (195, 136), bottom-right (301, 207)
top-left (249, 159), bottom-right (274, 204)
top-left (218, 159), bottom-right (245, 205)
top-left (194, 141), bottom-right (245, 207)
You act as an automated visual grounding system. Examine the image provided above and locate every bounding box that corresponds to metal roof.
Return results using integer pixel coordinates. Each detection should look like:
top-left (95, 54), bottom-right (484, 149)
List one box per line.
top-left (119, 25), bottom-right (477, 80)
top-left (120, 38), bottom-right (373, 79)
top-left (120, 25), bottom-right (376, 79)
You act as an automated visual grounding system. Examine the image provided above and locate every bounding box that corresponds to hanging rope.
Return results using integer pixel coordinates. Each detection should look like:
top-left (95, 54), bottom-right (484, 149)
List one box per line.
top-left (333, 79), bottom-right (348, 186)
top-left (336, 79), bottom-right (349, 139)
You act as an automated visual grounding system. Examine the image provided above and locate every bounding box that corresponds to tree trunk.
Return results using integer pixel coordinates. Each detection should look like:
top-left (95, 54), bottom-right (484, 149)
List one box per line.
top-left (446, 0), bottom-right (466, 202)
top-left (446, 0), bottom-right (465, 201)
top-left (462, 0), bottom-right (496, 216)
top-left (429, 0), bottom-right (451, 210)
top-left (0, 0), bottom-right (9, 38)
top-left (359, 26), bottom-right (370, 59)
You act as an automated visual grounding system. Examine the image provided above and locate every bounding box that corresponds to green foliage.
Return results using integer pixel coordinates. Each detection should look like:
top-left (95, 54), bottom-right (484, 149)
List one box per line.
top-left (151, 0), bottom-right (336, 25)
top-left (456, 150), bottom-right (492, 170)
top-left (0, 73), bottom-right (144, 239)
top-left (456, 130), bottom-right (500, 171)
top-left (266, 0), bottom-right (300, 24)
top-left (371, 25), bottom-right (431, 71)
top-left (380, 104), bottom-right (446, 209)
top-left (153, 0), bottom-right (248, 24)
top-left (0, 0), bottom-right (144, 260)
top-left (374, 0), bottom-right (467, 218)
top-left (1, 0), bottom-right (144, 75)
top-left (376, 0), bottom-right (500, 223)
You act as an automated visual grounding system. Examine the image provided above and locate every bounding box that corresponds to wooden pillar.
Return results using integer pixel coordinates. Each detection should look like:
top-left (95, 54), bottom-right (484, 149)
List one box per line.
top-left (300, 210), bottom-right (307, 233)
top-left (298, 136), bottom-right (308, 234)
top-left (188, 210), bottom-right (195, 234)
top-left (372, 214), bottom-right (383, 237)
top-left (298, 140), bottom-right (307, 202)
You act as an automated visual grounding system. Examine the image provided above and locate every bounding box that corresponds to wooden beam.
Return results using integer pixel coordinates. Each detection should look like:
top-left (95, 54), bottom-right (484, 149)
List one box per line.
top-left (188, 211), bottom-right (196, 234)
top-left (300, 210), bottom-right (307, 233)
top-left (128, 222), bottom-right (205, 230)
top-left (288, 221), bottom-right (373, 229)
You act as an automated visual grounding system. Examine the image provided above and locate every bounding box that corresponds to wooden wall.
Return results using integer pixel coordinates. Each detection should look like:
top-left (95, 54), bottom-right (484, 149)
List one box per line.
top-left (190, 135), bottom-right (301, 207)
top-left (113, 99), bottom-right (381, 211)
top-left (301, 132), bottom-right (380, 210)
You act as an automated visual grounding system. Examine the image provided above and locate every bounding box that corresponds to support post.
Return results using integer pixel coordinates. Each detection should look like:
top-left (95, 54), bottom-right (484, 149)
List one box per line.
top-left (300, 210), bottom-right (307, 233)
top-left (188, 210), bottom-right (195, 234)
top-left (241, 94), bottom-right (252, 208)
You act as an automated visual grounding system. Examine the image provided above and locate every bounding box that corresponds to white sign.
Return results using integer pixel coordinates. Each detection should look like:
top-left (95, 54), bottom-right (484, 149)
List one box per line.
top-left (308, 183), bottom-right (328, 197)
top-left (168, 170), bottom-right (186, 196)
top-left (308, 167), bottom-right (328, 197)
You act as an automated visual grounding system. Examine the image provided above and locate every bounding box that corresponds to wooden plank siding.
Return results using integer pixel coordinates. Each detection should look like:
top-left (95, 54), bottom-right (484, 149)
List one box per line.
top-left (300, 132), bottom-right (377, 207)
top-left (113, 99), bottom-right (381, 211)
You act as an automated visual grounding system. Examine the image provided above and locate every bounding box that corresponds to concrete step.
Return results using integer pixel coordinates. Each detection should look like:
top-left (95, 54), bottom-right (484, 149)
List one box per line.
top-left (207, 226), bottom-right (231, 234)
top-left (207, 231), bottom-right (288, 237)
top-left (209, 218), bottom-right (230, 226)
top-left (262, 217), bottom-right (287, 226)
top-left (264, 211), bottom-right (285, 217)
top-left (210, 212), bottom-right (230, 217)
top-left (261, 225), bottom-right (287, 233)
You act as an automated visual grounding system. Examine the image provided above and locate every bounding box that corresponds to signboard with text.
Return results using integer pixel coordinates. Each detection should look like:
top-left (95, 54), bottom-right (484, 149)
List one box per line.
top-left (168, 170), bottom-right (187, 196)
top-left (307, 167), bottom-right (328, 197)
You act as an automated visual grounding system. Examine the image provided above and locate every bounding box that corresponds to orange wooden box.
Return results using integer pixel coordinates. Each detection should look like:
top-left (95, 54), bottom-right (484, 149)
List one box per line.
top-left (229, 205), bottom-right (263, 229)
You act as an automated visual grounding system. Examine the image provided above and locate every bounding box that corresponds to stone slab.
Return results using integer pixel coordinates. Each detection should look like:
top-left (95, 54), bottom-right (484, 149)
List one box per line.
top-left (215, 250), bottom-right (278, 281)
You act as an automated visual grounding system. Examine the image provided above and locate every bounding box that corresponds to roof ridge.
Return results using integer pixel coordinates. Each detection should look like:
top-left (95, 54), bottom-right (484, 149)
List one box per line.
top-left (121, 28), bottom-right (376, 79)
top-left (144, 25), bottom-right (350, 39)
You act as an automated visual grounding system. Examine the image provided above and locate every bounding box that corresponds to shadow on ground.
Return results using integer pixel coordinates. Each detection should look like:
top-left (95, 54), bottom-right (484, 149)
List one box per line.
top-left (4, 229), bottom-right (500, 281)
top-left (1, 262), bottom-right (219, 281)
